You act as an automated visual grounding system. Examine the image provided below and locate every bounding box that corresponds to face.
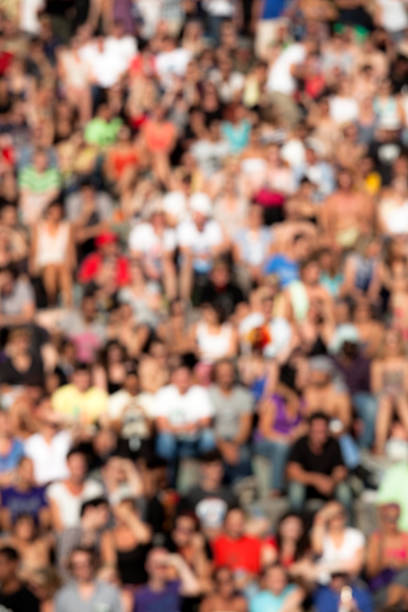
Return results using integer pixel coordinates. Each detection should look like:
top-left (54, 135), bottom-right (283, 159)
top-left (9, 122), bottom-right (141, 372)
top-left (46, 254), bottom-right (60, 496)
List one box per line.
top-left (18, 458), bottom-right (34, 482)
top-left (173, 516), bottom-right (196, 546)
top-left (225, 509), bottom-right (245, 539)
top-left (14, 516), bottom-right (35, 541)
top-left (67, 453), bottom-right (87, 481)
top-left (172, 368), bottom-right (191, 394)
top-left (302, 262), bottom-right (320, 285)
top-left (201, 460), bottom-right (223, 485)
top-left (379, 504), bottom-right (400, 527)
top-left (327, 503), bottom-right (346, 528)
top-left (146, 549), bottom-right (170, 580)
top-left (0, 554), bottom-right (16, 583)
top-left (70, 551), bottom-right (94, 582)
top-left (202, 304), bottom-right (219, 325)
top-left (264, 566), bottom-right (287, 595)
top-left (215, 568), bottom-right (234, 596)
top-left (309, 418), bottom-right (329, 447)
top-left (210, 265), bottom-right (229, 287)
top-left (33, 152), bottom-right (48, 173)
top-left (73, 369), bottom-right (91, 392)
top-left (384, 330), bottom-right (401, 356)
top-left (279, 515), bottom-right (303, 541)
top-left (46, 205), bottom-right (62, 222)
top-left (215, 362), bottom-right (234, 387)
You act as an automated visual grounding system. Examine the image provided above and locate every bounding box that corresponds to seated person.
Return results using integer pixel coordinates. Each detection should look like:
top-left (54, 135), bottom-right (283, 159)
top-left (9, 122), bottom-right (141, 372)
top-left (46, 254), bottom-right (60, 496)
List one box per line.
top-left (286, 412), bottom-right (351, 512)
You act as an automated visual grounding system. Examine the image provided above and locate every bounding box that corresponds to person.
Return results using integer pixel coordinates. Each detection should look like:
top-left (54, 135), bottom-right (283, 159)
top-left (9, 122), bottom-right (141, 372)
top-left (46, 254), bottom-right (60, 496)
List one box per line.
top-left (179, 450), bottom-right (238, 536)
top-left (286, 412), bottom-right (352, 512)
top-left (366, 503), bottom-right (408, 609)
top-left (0, 546), bottom-right (40, 611)
top-left (199, 565), bottom-right (247, 612)
top-left (47, 448), bottom-right (104, 530)
top-left (249, 562), bottom-right (304, 612)
top-left (209, 359), bottom-right (253, 482)
top-left (54, 547), bottom-right (123, 612)
top-left (51, 362), bottom-right (108, 425)
top-left (18, 149), bottom-right (61, 225)
top-left (132, 547), bottom-right (200, 611)
top-left (313, 572), bottom-right (373, 612)
top-left (154, 365), bottom-right (215, 479)
top-left (212, 507), bottom-right (263, 576)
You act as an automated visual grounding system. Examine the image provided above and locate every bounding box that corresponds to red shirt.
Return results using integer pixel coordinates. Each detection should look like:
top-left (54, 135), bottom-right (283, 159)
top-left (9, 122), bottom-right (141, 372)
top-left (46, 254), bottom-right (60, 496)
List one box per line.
top-left (78, 253), bottom-right (130, 287)
top-left (212, 535), bottom-right (262, 574)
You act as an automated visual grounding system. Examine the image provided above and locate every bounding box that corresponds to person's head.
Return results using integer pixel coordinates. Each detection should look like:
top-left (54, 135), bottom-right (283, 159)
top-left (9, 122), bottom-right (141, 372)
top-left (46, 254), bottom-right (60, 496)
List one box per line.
top-left (262, 563), bottom-right (289, 596)
top-left (329, 572), bottom-right (350, 593)
top-left (381, 328), bottom-right (404, 358)
top-left (209, 260), bottom-right (230, 288)
top-left (325, 502), bottom-right (347, 531)
top-left (0, 265), bottom-right (16, 295)
top-left (277, 512), bottom-right (304, 543)
top-left (72, 363), bottom-right (91, 392)
top-left (213, 359), bottom-right (235, 390)
top-left (145, 547), bottom-right (171, 582)
top-left (308, 412), bottom-right (330, 448)
top-left (378, 503), bottom-right (400, 532)
top-left (292, 233), bottom-right (310, 261)
top-left (27, 567), bottom-right (61, 602)
top-left (66, 448), bottom-right (88, 483)
top-left (16, 456), bottom-right (34, 485)
top-left (113, 497), bottom-right (141, 524)
top-left (172, 513), bottom-right (199, 548)
top-left (45, 200), bottom-right (63, 223)
top-left (80, 497), bottom-right (110, 530)
top-left (300, 256), bottom-right (320, 286)
top-left (33, 149), bottom-right (48, 173)
top-left (68, 547), bottom-right (97, 583)
top-left (201, 302), bottom-right (224, 326)
top-left (199, 450), bottom-right (224, 487)
top-left (214, 566), bottom-right (235, 597)
top-left (224, 507), bottom-right (246, 539)
top-left (171, 365), bottom-right (192, 395)
top-left (190, 193), bottom-right (212, 229)
top-left (308, 358), bottom-right (333, 387)
top-left (0, 547), bottom-right (20, 584)
top-left (94, 232), bottom-right (118, 256)
top-left (337, 168), bottom-right (354, 191)
top-left (123, 370), bottom-right (139, 395)
top-left (81, 293), bottom-right (97, 321)
top-left (13, 513), bottom-right (36, 542)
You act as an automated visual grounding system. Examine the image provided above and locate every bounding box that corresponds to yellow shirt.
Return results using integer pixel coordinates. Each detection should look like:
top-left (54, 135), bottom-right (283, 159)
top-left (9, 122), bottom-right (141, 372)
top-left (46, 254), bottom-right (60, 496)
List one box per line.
top-left (52, 384), bottom-right (108, 424)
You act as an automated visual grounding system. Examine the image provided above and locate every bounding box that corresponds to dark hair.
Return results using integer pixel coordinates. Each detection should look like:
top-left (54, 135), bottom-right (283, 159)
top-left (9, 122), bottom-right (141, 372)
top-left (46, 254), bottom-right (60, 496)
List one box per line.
top-left (73, 362), bottom-right (90, 373)
top-left (66, 446), bottom-right (87, 462)
top-left (275, 512), bottom-right (309, 562)
top-left (0, 546), bottom-right (20, 562)
top-left (68, 546), bottom-right (97, 569)
top-left (308, 411), bottom-right (330, 425)
top-left (80, 497), bottom-right (108, 518)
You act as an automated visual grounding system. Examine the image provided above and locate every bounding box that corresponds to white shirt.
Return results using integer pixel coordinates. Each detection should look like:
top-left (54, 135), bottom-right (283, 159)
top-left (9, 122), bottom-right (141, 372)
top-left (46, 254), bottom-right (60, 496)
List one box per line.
top-left (156, 48), bottom-right (192, 87)
top-left (47, 479), bottom-right (104, 528)
top-left (329, 96), bottom-right (359, 124)
top-left (20, 0), bottom-right (44, 34)
top-left (129, 222), bottom-right (176, 254)
top-left (79, 40), bottom-right (127, 88)
top-left (203, 0), bottom-right (235, 16)
top-left (153, 384), bottom-right (214, 430)
top-left (321, 528), bottom-right (365, 569)
top-left (377, 0), bottom-right (408, 32)
top-left (105, 35), bottom-right (137, 70)
top-left (267, 44), bottom-right (306, 95)
top-left (24, 431), bottom-right (71, 485)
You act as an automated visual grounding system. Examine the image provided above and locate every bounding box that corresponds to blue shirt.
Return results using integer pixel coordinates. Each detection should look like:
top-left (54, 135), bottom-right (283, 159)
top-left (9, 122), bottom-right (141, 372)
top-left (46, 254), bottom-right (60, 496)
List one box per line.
top-left (250, 585), bottom-right (296, 612)
top-left (261, 0), bottom-right (288, 19)
top-left (313, 584), bottom-right (373, 612)
top-left (263, 254), bottom-right (299, 287)
top-left (0, 439), bottom-right (24, 473)
top-left (133, 581), bottom-right (181, 612)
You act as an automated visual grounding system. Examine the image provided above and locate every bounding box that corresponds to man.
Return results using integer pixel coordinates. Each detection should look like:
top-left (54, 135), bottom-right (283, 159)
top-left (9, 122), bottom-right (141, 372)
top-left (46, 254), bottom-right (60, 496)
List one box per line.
top-left (51, 362), bottom-right (108, 425)
top-left (0, 546), bottom-right (39, 611)
top-left (1, 456), bottom-right (50, 530)
top-left (55, 547), bottom-right (123, 612)
top-left (197, 259), bottom-right (244, 316)
top-left (179, 450), bottom-right (238, 535)
top-left (212, 507), bottom-right (263, 576)
top-left (209, 359), bottom-right (253, 482)
top-left (0, 265), bottom-right (35, 330)
top-left (154, 365), bottom-right (215, 477)
top-left (286, 412), bottom-right (352, 512)
top-left (58, 293), bottom-right (106, 364)
top-left (47, 448), bottom-right (104, 530)
top-left (133, 547), bottom-right (199, 611)
top-left (18, 148), bottom-right (61, 225)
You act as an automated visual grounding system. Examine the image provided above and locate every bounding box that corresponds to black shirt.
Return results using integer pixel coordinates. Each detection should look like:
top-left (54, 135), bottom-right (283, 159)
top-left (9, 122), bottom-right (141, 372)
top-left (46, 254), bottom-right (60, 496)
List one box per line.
top-left (179, 485), bottom-right (238, 529)
top-left (0, 585), bottom-right (40, 612)
top-left (288, 435), bottom-right (344, 477)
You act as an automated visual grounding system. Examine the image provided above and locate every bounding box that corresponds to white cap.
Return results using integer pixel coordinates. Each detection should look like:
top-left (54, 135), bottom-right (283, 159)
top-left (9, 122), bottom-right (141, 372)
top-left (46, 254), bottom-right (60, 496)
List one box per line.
top-left (162, 191), bottom-right (187, 221)
top-left (190, 192), bottom-right (212, 217)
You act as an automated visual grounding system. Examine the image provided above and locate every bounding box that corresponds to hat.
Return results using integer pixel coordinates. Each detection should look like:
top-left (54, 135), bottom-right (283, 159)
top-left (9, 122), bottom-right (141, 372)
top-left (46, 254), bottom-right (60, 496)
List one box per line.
top-left (190, 192), bottom-right (212, 217)
top-left (95, 232), bottom-right (117, 247)
top-left (162, 191), bottom-right (187, 221)
top-left (329, 324), bottom-right (360, 354)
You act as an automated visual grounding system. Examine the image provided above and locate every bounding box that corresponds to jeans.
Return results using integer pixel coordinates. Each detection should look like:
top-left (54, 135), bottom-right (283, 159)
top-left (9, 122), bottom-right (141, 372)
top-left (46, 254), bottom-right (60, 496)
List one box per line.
top-left (254, 439), bottom-right (290, 492)
top-left (223, 444), bottom-right (253, 485)
top-left (339, 434), bottom-right (360, 470)
top-left (156, 429), bottom-right (216, 462)
top-left (353, 392), bottom-right (377, 449)
top-left (288, 480), bottom-right (353, 514)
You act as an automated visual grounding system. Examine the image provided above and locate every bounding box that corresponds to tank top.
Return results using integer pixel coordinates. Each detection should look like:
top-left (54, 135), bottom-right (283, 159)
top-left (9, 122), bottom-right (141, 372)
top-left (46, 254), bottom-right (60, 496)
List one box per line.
top-left (272, 394), bottom-right (302, 435)
top-left (36, 221), bottom-right (70, 267)
top-left (196, 322), bottom-right (233, 363)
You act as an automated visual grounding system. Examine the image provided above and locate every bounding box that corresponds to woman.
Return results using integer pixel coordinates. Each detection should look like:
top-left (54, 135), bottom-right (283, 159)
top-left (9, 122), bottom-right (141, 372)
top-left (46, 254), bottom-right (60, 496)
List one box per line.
top-left (371, 329), bottom-right (408, 455)
top-left (192, 302), bottom-right (238, 366)
top-left (249, 563), bottom-right (304, 612)
top-left (254, 386), bottom-right (305, 496)
top-left (366, 503), bottom-right (408, 608)
top-left (268, 512), bottom-right (309, 570)
top-left (167, 513), bottom-right (212, 594)
top-left (200, 566), bottom-right (247, 612)
top-left (311, 502), bottom-right (365, 578)
top-left (378, 176), bottom-right (408, 236)
top-left (93, 340), bottom-right (130, 394)
top-left (100, 497), bottom-right (152, 587)
top-left (0, 328), bottom-right (45, 389)
top-left (28, 567), bottom-right (61, 612)
top-left (30, 200), bottom-right (75, 307)
top-left (2, 514), bottom-right (53, 581)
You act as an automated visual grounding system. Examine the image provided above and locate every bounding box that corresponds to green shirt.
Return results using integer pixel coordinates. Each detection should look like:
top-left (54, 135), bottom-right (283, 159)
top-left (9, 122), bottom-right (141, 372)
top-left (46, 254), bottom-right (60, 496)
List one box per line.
top-left (377, 462), bottom-right (408, 530)
top-left (18, 165), bottom-right (61, 193)
top-left (84, 117), bottom-right (122, 147)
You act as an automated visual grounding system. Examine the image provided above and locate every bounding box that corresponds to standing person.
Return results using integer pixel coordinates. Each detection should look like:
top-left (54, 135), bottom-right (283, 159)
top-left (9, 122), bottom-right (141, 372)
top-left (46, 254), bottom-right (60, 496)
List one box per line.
top-left (132, 547), bottom-right (200, 611)
top-left (0, 546), bottom-right (39, 611)
top-left (286, 413), bottom-right (352, 512)
top-left (30, 200), bottom-right (75, 307)
top-left (54, 547), bottom-right (123, 612)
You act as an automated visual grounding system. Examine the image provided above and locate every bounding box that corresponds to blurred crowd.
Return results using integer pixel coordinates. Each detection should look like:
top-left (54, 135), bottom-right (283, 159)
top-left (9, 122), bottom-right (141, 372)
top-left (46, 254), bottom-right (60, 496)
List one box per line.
top-left (1, 0), bottom-right (408, 610)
